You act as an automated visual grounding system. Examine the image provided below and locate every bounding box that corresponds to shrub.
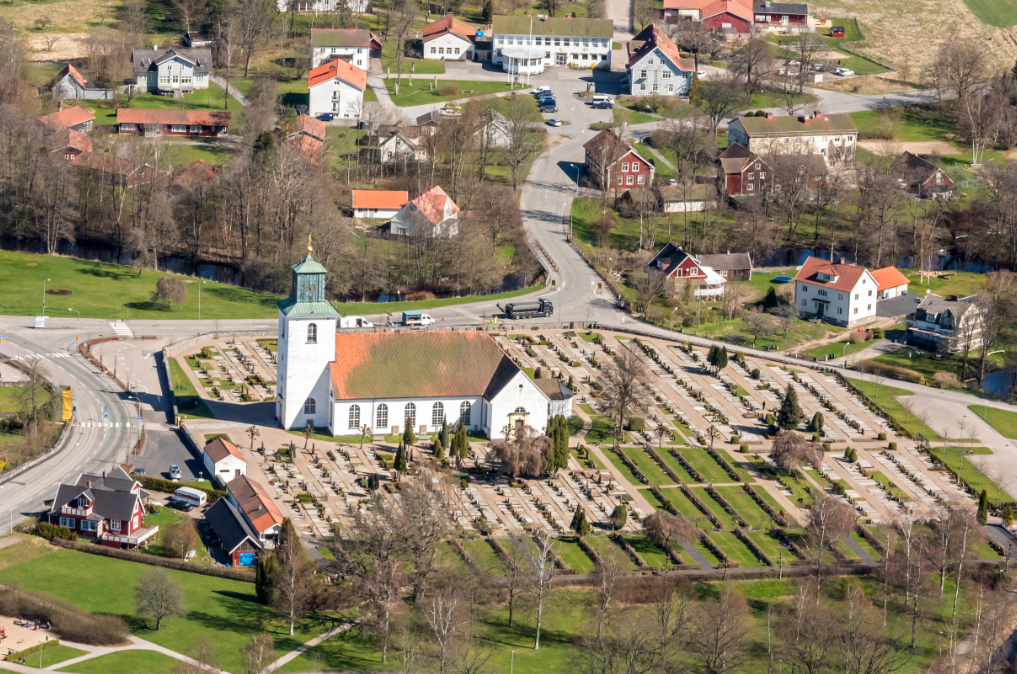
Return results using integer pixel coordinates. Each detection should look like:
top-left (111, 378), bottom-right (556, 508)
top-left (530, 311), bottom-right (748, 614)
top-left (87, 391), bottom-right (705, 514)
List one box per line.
top-left (822, 442), bottom-right (832, 451)
top-left (888, 441), bottom-right (897, 450)
top-left (751, 368), bottom-right (761, 379)
top-left (872, 327), bottom-right (885, 339)
top-left (849, 331), bottom-right (867, 344)
top-left (740, 443), bottom-right (748, 452)
top-left (33, 521), bottom-right (78, 542)
top-left (859, 360), bottom-right (923, 383)
top-left (735, 352), bottom-right (745, 362)
top-left (404, 291), bottom-right (435, 301)
top-left (439, 82), bottom-right (461, 97)
top-left (134, 475), bottom-right (225, 502)
top-left (628, 417), bottom-right (645, 432)
top-left (731, 435), bottom-right (740, 444)
top-left (812, 434), bottom-right (821, 442)
top-left (933, 372), bottom-right (962, 389)
top-left (0, 588), bottom-right (128, 646)
top-left (877, 432), bottom-right (887, 441)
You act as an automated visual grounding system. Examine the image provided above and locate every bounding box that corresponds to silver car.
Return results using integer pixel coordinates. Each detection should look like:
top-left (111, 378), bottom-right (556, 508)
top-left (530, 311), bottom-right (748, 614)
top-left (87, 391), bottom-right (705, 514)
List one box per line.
top-left (169, 464), bottom-right (182, 480)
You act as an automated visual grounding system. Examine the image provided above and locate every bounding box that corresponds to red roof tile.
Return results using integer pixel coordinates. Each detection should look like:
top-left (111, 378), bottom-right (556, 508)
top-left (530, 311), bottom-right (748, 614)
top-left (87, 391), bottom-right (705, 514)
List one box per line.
top-left (287, 133), bottom-right (325, 163)
top-left (47, 128), bottom-right (93, 154)
top-left (701, 0), bottom-right (753, 21)
top-left (871, 266), bottom-right (910, 291)
top-left (793, 256), bottom-right (868, 293)
top-left (423, 13), bottom-right (477, 42)
top-left (308, 58), bottom-right (367, 90)
top-left (226, 475), bottom-right (284, 533)
top-left (51, 64), bottom-right (88, 87)
top-left (204, 437), bottom-right (244, 464)
top-left (408, 185), bottom-right (459, 225)
top-left (627, 27), bottom-right (692, 69)
top-left (116, 109), bottom-right (232, 126)
top-left (39, 106), bottom-right (95, 131)
top-left (296, 114), bottom-right (327, 140)
top-left (353, 190), bottom-right (409, 210)
top-left (170, 160), bottom-right (222, 190)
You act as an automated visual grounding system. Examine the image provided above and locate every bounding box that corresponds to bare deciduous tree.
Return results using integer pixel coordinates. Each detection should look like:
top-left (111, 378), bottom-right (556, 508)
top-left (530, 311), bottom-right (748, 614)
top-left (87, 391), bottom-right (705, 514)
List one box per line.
top-left (690, 588), bottom-right (752, 674)
top-left (597, 350), bottom-right (650, 448)
top-left (803, 494), bottom-right (856, 584)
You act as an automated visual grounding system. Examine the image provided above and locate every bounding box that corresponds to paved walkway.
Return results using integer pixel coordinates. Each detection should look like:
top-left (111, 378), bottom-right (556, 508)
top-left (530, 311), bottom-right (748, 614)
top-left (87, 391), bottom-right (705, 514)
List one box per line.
top-left (264, 623), bottom-right (354, 673)
top-left (210, 75), bottom-right (248, 106)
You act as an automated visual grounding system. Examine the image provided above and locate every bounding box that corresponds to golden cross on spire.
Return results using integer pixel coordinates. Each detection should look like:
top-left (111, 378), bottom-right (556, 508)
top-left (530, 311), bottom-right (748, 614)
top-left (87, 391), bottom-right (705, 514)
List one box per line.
top-left (307, 233), bottom-right (313, 254)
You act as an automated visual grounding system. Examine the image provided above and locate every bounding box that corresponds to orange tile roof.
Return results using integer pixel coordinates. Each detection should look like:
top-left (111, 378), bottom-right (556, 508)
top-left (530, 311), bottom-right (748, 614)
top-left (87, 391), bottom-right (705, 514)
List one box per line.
top-left (287, 133), bottom-right (325, 163)
top-left (627, 27), bottom-right (692, 69)
top-left (409, 185), bottom-right (459, 225)
top-left (701, 0), bottom-right (753, 20)
top-left (353, 190), bottom-right (409, 210)
top-left (296, 114), bottom-right (327, 140)
top-left (423, 13), bottom-right (477, 42)
top-left (116, 109), bottom-right (232, 126)
top-left (226, 475), bottom-right (284, 533)
top-left (793, 256), bottom-right (867, 293)
top-left (204, 437), bottom-right (244, 464)
top-left (871, 266), bottom-right (910, 291)
top-left (170, 160), bottom-right (222, 190)
top-left (308, 58), bottom-right (367, 90)
top-left (39, 106), bottom-right (95, 131)
top-left (51, 64), bottom-right (88, 87)
top-left (47, 128), bottom-right (93, 154)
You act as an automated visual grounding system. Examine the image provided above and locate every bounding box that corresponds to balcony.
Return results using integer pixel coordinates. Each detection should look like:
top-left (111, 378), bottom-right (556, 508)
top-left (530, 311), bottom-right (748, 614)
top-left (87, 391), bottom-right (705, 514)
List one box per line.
top-left (62, 505), bottom-right (92, 517)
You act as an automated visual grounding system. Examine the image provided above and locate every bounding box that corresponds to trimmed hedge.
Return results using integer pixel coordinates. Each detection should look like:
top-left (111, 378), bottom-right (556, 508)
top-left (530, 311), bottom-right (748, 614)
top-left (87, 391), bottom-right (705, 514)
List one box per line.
top-left (680, 485), bottom-right (722, 529)
top-left (5, 639), bottom-right (60, 662)
top-left (135, 475), bottom-right (226, 502)
top-left (706, 486), bottom-right (748, 528)
top-left (735, 528), bottom-right (772, 567)
top-left (670, 449), bottom-right (705, 483)
top-left (704, 446), bottom-right (741, 481)
top-left (700, 534), bottom-right (735, 568)
top-left (858, 360), bottom-right (923, 384)
top-left (744, 484), bottom-right (788, 527)
top-left (33, 522), bottom-right (78, 542)
top-left (51, 538), bottom-right (255, 582)
top-left (646, 446), bottom-right (682, 483)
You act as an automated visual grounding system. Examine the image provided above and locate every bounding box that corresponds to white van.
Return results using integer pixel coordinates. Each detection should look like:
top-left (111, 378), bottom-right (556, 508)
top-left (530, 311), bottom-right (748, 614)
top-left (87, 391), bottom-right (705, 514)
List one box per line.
top-left (173, 487), bottom-right (207, 508)
top-left (592, 95), bottom-right (613, 105)
top-left (339, 316), bottom-right (373, 328)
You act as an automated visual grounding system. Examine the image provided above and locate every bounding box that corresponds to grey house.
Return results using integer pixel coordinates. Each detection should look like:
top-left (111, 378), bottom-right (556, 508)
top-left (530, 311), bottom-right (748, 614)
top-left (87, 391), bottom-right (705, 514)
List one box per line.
top-left (906, 294), bottom-right (982, 353)
top-left (131, 46), bottom-right (213, 95)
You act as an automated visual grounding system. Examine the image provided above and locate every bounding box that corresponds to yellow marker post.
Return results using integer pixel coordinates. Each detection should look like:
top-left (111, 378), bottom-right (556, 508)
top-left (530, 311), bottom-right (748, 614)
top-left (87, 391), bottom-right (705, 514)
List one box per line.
top-left (61, 388), bottom-right (73, 421)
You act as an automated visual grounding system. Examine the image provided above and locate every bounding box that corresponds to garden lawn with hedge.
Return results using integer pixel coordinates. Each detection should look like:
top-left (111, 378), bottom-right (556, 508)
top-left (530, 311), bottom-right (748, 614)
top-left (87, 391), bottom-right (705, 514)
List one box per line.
top-left (971, 406), bottom-right (1017, 439)
top-left (710, 531), bottom-right (763, 567)
top-left (747, 531), bottom-right (797, 563)
top-left (11, 644), bottom-right (87, 669)
top-left (622, 447), bottom-right (676, 486)
top-left (657, 487), bottom-right (716, 530)
top-left (556, 538), bottom-right (597, 574)
top-left (382, 79), bottom-right (528, 106)
top-left (168, 359), bottom-right (214, 420)
top-left (691, 487), bottom-right (738, 530)
top-left (929, 447), bottom-right (1012, 506)
top-left (679, 448), bottom-right (733, 484)
top-left (714, 486), bottom-right (773, 529)
top-left (584, 537), bottom-right (638, 572)
top-left (624, 535), bottom-right (673, 567)
top-left (849, 380), bottom-right (944, 441)
top-left (656, 448), bottom-right (696, 481)
top-left (850, 532), bottom-right (881, 560)
top-left (462, 539), bottom-right (505, 576)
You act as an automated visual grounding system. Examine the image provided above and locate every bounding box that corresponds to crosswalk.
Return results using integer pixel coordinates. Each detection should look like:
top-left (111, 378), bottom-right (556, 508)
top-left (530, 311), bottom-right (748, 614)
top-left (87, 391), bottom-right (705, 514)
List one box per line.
top-left (77, 421), bottom-right (127, 428)
top-left (47, 353), bottom-right (72, 358)
top-left (110, 321), bottom-right (134, 338)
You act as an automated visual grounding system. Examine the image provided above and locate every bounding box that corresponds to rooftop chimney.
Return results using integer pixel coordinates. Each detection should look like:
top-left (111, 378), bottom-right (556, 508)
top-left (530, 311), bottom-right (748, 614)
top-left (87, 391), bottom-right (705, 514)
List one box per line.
top-left (814, 110), bottom-right (821, 117)
top-left (103, 471), bottom-right (107, 478)
top-left (800, 115), bottom-right (810, 125)
top-left (87, 481), bottom-right (92, 488)
top-left (765, 112), bottom-right (774, 120)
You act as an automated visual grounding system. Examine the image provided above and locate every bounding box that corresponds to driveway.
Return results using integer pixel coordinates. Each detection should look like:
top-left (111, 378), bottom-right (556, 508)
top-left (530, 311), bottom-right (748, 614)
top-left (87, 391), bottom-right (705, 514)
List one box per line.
top-left (877, 291), bottom-right (923, 318)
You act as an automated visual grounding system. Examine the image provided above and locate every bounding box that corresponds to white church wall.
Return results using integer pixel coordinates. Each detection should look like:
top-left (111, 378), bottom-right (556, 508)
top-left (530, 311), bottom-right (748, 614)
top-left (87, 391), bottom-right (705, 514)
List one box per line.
top-left (330, 396), bottom-right (484, 436)
top-left (488, 370), bottom-right (551, 439)
top-left (278, 314), bottom-right (337, 430)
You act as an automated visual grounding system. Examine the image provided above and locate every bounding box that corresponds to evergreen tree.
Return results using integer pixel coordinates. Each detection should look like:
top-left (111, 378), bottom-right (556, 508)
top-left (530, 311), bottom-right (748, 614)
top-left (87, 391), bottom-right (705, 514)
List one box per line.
top-left (776, 383), bottom-right (803, 430)
top-left (255, 551), bottom-right (278, 604)
top-left (367, 473), bottom-right (380, 491)
top-left (441, 415), bottom-right (450, 451)
top-left (689, 72), bottom-right (702, 108)
top-left (433, 436), bottom-right (445, 462)
top-left (548, 415), bottom-right (569, 473)
top-left (810, 412), bottom-right (825, 434)
top-left (395, 442), bottom-right (408, 473)
top-left (534, 367), bottom-right (542, 379)
top-left (570, 507), bottom-right (590, 537)
top-left (453, 423), bottom-right (469, 470)
top-left (483, 0), bottom-right (493, 21)
top-left (977, 489), bottom-right (989, 525)
top-left (707, 344), bottom-right (718, 371)
top-left (567, 374), bottom-right (574, 391)
top-left (403, 423), bottom-right (416, 447)
top-left (610, 504), bottom-right (627, 530)
top-left (715, 346), bottom-right (728, 372)
top-left (763, 287), bottom-right (779, 309)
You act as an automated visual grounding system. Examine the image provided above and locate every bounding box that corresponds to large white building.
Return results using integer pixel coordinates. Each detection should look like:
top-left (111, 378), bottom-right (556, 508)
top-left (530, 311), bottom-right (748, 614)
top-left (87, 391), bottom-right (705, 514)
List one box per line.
top-left (793, 256), bottom-right (878, 327)
top-left (423, 13), bottom-right (479, 60)
top-left (279, 0), bottom-right (368, 16)
top-left (130, 47), bottom-right (212, 95)
top-left (310, 29), bottom-right (381, 69)
top-left (626, 24), bottom-right (693, 96)
top-left (274, 249), bottom-right (572, 439)
top-left (492, 16), bottom-right (613, 71)
top-left (307, 58), bottom-right (366, 118)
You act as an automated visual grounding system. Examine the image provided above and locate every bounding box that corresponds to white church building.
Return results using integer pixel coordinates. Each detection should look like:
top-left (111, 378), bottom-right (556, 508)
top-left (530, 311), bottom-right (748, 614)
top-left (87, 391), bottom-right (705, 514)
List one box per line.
top-left (274, 249), bottom-right (572, 439)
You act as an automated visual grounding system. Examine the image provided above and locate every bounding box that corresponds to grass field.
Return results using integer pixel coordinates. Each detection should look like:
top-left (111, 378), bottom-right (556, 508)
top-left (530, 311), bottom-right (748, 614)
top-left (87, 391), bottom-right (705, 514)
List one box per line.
top-left (380, 40), bottom-right (447, 74)
top-left (168, 358), bottom-right (214, 420)
top-left (850, 380), bottom-right (944, 441)
top-left (585, 536), bottom-right (638, 572)
top-left (958, 0), bottom-right (1017, 28)
top-left (870, 347), bottom-right (1002, 387)
top-left (691, 487), bottom-right (737, 530)
top-left (971, 406), bottom-right (1017, 439)
top-left (972, 543), bottom-right (1002, 560)
top-left (556, 537), bottom-right (597, 574)
top-left (679, 448), bottom-right (733, 484)
top-left (850, 532), bottom-right (881, 560)
top-left (462, 539), bottom-right (506, 576)
top-left (13, 644), bottom-right (88, 669)
top-left (602, 447), bottom-right (642, 485)
top-left (624, 535), bottom-right (674, 567)
top-left (622, 446), bottom-right (676, 486)
top-left (715, 486), bottom-right (773, 529)
top-left (803, 337), bottom-right (875, 361)
top-left (710, 531), bottom-right (764, 568)
top-left (692, 538), bottom-right (722, 567)
top-left (929, 447), bottom-right (1012, 506)
top-left (56, 650), bottom-right (180, 674)
top-left (382, 79), bottom-right (527, 107)
top-left (747, 530), bottom-right (797, 563)
top-left (0, 546), bottom-right (326, 674)
top-left (657, 448), bottom-right (696, 482)
top-left (658, 487), bottom-right (717, 530)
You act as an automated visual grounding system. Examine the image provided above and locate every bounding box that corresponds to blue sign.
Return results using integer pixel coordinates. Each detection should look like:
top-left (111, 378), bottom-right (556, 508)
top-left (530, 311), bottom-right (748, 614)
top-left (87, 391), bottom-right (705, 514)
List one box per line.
top-left (103, 410), bottom-right (108, 419)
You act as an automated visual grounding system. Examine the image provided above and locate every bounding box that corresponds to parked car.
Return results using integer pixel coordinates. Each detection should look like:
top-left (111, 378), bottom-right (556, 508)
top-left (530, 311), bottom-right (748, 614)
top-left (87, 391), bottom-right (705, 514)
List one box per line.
top-left (167, 499), bottom-right (194, 512)
top-left (540, 103), bottom-right (558, 113)
top-left (132, 468), bottom-right (146, 476)
top-left (532, 86), bottom-right (552, 95)
top-left (536, 93), bottom-right (556, 102)
top-left (591, 100), bottom-right (612, 109)
top-left (316, 112), bottom-right (334, 122)
top-left (696, 69), bottom-right (706, 77)
top-left (169, 464), bottom-right (182, 480)
top-left (667, 179), bottom-right (678, 186)
top-left (833, 67), bottom-right (854, 76)
top-left (547, 118), bottom-right (563, 127)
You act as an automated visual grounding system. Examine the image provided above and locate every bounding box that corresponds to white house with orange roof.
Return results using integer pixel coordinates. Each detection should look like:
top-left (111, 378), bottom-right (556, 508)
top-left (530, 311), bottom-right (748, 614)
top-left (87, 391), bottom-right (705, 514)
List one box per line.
top-left (626, 24), bottom-right (693, 96)
top-left (307, 58), bottom-right (367, 119)
top-left (225, 475), bottom-right (284, 548)
top-left (390, 185), bottom-right (459, 237)
top-left (202, 436), bottom-right (247, 487)
top-left (793, 256), bottom-right (878, 327)
top-left (309, 28), bottom-right (380, 69)
top-left (870, 266), bottom-right (910, 300)
top-left (424, 13), bottom-right (479, 60)
top-left (353, 190), bottom-right (409, 219)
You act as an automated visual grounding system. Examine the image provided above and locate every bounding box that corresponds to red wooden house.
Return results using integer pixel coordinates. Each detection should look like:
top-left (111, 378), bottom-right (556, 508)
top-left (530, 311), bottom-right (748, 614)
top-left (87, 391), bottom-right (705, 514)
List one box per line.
top-left (47, 466), bottom-right (157, 549)
top-left (47, 128), bottom-right (93, 162)
top-left (646, 243), bottom-right (730, 299)
top-left (700, 0), bottom-right (753, 34)
top-left (116, 109), bottom-right (231, 137)
top-left (583, 128), bottom-right (655, 194)
top-left (719, 144), bottom-right (769, 196)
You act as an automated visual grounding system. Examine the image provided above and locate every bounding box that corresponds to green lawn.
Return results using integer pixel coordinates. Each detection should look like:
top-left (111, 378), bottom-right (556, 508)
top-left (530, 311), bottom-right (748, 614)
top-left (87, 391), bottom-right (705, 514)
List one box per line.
top-left (0, 547), bottom-right (326, 674)
top-left (849, 380), bottom-right (943, 441)
top-left (86, 83), bottom-right (244, 127)
top-left (382, 79), bottom-right (528, 107)
top-left (728, 269), bottom-right (799, 303)
top-left (332, 284), bottom-right (542, 317)
top-left (141, 506), bottom-right (212, 562)
top-left (657, 448), bottom-right (696, 482)
top-left (803, 338), bottom-right (875, 361)
top-left (602, 447), bottom-right (642, 485)
top-left (751, 485), bottom-right (789, 518)
top-left (768, 23), bottom-right (889, 75)
top-left (901, 270), bottom-right (987, 299)
top-left (747, 530), bottom-right (797, 563)
top-left (715, 486), bottom-right (773, 530)
top-left (971, 406), bottom-right (1017, 439)
top-left (691, 487), bottom-right (737, 530)
top-left (57, 650), bottom-right (180, 674)
top-left (678, 448), bottom-right (733, 484)
top-left (13, 644), bottom-right (88, 669)
top-left (587, 418), bottom-right (628, 445)
top-left (0, 386), bottom-right (49, 414)
top-left (571, 447), bottom-right (606, 470)
top-left (169, 358), bottom-right (214, 420)
top-left (556, 537), bottom-right (597, 574)
top-left (961, 0), bottom-right (1017, 26)
top-left (929, 447), bottom-right (1013, 506)
top-left (850, 109), bottom-right (1007, 169)
top-left (585, 537), bottom-right (638, 572)
top-left (622, 446), bottom-right (676, 486)
top-left (870, 347), bottom-right (1002, 387)
top-left (972, 543), bottom-right (1002, 560)
top-left (380, 39), bottom-right (447, 74)
top-left (624, 535), bottom-right (674, 567)
top-left (462, 539), bottom-right (506, 576)
top-left (658, 487), bottom-right (716, 530)
top-left (710, 531), bottom-right (763, 568)
top-left (850, 532), bottom-right (881, 561)
top-left (686, 314), bottom-right (843, 351)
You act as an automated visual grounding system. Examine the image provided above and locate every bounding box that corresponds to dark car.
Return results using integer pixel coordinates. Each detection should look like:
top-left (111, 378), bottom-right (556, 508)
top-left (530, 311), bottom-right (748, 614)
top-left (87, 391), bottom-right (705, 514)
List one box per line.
top-left (535, 92), bottom-right (556, 102)
top-left (317, 112), bottom-right (334, 122)
top-left (166, 498), bottom-right (194, 512)
top-left (540, 103), bottom-right (558, 113)
top-left (592, 101), bottom-right (612, 109)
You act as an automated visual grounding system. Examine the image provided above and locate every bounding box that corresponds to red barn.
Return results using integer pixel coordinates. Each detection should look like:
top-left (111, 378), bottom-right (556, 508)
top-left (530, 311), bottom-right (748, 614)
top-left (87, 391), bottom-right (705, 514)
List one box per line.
top-left (719, 143), bottom-right (769, 196)
top-left (117, 109), bottom-right (231, 137)
top-left (701, 0), bottom-right (753, 34)
top-left (583, 128), bottom-right (656, 194)
top-left (47, 466), bottom-right (157, 549)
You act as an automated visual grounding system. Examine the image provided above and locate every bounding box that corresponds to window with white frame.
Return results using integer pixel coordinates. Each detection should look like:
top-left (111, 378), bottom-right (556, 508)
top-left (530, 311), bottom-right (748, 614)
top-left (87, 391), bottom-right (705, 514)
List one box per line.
top-left (652, 83), bottom-right (658, 91)
top-left (110, 519), bottom-right (121, 531)
top-left (190, 125), bottom-right (201, 133)
top-left (637, 175), bottom-right (645, 184)
top-left (377, 403), bottom-right (388, 429)
top-left (405, 403), bottom-right (416, 428)
top-left (59, 517), bottom-right (75, 529)
top-left (748, 173), bottom-right (754, 180)
top-left (121, 124), bottom-right (135, 131)
top-left (747, 183), bottom-right (754, 191)
top-left (304, 398), bottom-right (316, 415)
top-left (80, 520), bottom-right (97, 532)
top-left (460, 401), bottom-right (471, 426)
top-left (514, 406), bottom-right (526, 413)
top-left (171, 124), bottom-right (186, 133)
top-left (431, 47), bottom-right (436, 53)
top-left (838, 307), bottom-right (843, 314)
top-left (349, 404), bottom-right (360, 429)
top-left (307, 323), bottom-right (317, 343)
top-left (662, 70), bottom-right (671, 78)
top-left (854, 307), bottom-right (858, 314)
top-left (627, 175), bottom-right (634, 185)
top-left (621, 162), bottom-right (629, 171)
top-left (640, 70), bottom-right (646, 78)
top-left (432, 402), bottom-right (444, 427)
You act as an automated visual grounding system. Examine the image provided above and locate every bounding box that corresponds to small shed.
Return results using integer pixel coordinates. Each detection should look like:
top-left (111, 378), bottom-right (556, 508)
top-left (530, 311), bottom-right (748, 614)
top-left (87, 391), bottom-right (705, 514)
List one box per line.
top-left (202, 437), bottom-right (247, 487)
top-left (830, 26), bottom-right (845, 37)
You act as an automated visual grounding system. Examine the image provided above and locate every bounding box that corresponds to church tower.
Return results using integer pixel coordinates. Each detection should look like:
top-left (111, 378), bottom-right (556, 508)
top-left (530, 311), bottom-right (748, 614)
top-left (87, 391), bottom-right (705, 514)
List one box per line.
top-left (275, 237), bottom-right (340, 431)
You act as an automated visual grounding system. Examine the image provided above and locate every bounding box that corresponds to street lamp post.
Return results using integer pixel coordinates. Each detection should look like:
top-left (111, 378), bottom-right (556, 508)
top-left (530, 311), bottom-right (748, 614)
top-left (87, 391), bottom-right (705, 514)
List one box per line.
top-left (69, 308), bottom-right (80, 331)
top-left (670, 307), bottom-right (678, 333)
top-left (43, 278), bottom-right (51, 316)
top-left (198, 280), bottom-right (207, 320)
